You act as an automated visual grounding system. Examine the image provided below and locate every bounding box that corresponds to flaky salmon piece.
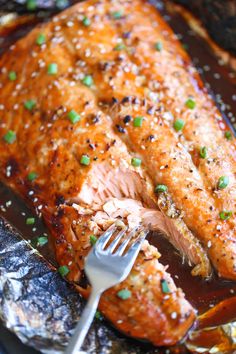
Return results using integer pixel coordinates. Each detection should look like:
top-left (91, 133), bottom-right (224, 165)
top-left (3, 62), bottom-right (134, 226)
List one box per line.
top-left (0, 6), bottom-right (198, 344)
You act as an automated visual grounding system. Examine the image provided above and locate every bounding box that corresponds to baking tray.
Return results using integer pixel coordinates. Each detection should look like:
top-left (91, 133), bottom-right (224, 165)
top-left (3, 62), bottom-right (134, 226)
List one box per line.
top-left (0, 1), bottom-right (235, 353)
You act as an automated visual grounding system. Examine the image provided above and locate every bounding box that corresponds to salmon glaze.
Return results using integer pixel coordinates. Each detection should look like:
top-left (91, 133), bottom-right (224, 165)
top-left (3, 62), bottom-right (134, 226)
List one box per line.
top-left (0, 0), bottom-right (235, 346)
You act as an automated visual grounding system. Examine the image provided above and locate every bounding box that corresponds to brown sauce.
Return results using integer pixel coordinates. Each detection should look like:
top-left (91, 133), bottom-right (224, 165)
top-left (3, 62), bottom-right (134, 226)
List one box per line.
top-left (0, 2), bottom-right (236, 351)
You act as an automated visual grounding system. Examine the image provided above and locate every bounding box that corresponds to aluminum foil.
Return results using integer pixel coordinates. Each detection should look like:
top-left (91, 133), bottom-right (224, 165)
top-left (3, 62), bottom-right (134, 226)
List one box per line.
top-left (0, 2), bottom-right (236, 353)
top-left (0, 217), bottom-right (169, 354)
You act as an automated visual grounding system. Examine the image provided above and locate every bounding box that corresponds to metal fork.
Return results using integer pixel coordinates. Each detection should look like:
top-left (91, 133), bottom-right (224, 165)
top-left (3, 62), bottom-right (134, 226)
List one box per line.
top-left (65, 222), bottom-right (148, 354)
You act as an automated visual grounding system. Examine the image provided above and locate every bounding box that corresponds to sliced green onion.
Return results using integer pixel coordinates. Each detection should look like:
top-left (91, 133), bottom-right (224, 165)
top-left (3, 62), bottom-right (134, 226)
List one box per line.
top-left (24, 99), bottom-right (36, 111)
top-left (67, 110), bottom-right (81, 124)
top-left (36, 236), bottom-right (48, 247)
top-left (199, 146), bottom-right (207, 159)
top-left (56, 0), bottom-right (69, 9)
top-left (185, 98), bottom-right (196, 109)
top-left (173, 119), bottom-right (185, 132)
top-left (80, 155), bottom-right (90, 166)
top-left (155, 42), bottom-right (163, 51)
top-left (58, 265), bottom-right (70, 277)
top-left (27, 172), bottom-right (38, 181)
top-left (95, 310), bottom-right (102, 320)
top-left (82, 16), bottom-right (91, 27)
top-left (114, 43), bottom-right (126, 51)
top-left (155, 184), bottom-right (168, 193)
top-left (218, 176), bottom-right (229, 189)
top-left (131, 157), bottom-right (142, 167)
top-left (225, 131), bottom-right (232, 140)
top-left (82, 75), bottom-right (93, 87)
top-left (26, 217), bottom-right (35, 225)
top-left (112, 11), bottom-right (123, 19)
top-left (3, 130), bottom-right (16, 144)
top-left (133, 116), bottom-right (143, 127)
top-left (161, 279), bottom-right (170, 294)
top-left (47, 63), bottom-right (58, 75)
top-left (90, 234), bottom-right (98, 246)
top-left (117, 289), bottom-right (131, 300)
top-left (8, 71), bottom-right (17, 81)
top-left (219, 210), bottom-right (232, 221)
top-left (36, 33), bottom-right (46, 46)
top-left (26, 0), bottom-right (37, 11)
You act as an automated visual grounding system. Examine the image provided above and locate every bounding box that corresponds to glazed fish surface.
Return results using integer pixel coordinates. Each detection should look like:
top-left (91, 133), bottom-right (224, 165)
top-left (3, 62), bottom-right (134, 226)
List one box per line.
top-left (0, 0), bottom-right (235, 346)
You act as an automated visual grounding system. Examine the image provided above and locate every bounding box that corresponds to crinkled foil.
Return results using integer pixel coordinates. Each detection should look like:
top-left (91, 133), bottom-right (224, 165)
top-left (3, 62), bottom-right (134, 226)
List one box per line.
top-left (0, 217), bottom-right (168, 354)
top-left (0, 2), bottom-right (236, 354)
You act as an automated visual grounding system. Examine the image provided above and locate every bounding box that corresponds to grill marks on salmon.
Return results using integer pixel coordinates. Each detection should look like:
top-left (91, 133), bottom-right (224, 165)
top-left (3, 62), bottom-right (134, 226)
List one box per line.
top-left (0, 0), bottom-right (235, 345)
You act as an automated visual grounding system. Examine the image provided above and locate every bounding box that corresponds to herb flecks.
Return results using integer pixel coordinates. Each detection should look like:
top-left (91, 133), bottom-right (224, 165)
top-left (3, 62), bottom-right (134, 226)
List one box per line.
top-left (219, 210), bottom-right (232, 221)
top-left (155, 184), bottom-right (168, 193)
top-left (3, 130), bottom-right (16, 144)
top-left (131, 157), bottom-right (141, 167)
top-left (161, 279), bottom-right (171, 294)
top-left (173, 119), bottom-right (185, 132)
top-left (90, 234), bottom-right (98, 246)
top-left (117, 289), bottom-right (131, 300)
top-left (58, 265), bottom-right (70, 277)
top-left (218, 176), bottom-right (229, 189)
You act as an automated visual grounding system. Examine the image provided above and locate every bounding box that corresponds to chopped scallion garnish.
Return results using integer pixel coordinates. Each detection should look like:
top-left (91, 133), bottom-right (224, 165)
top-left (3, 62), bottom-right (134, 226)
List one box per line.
top-left (26, 0), bottom-right (37, 11)
top-left (131, 157), bottom-right (142, 167)
top-left (8, 71), bottom-right (17, 81)
top-left (67, 110), bottom-right (81, 124)
top-left (155, 42), bottom-right (163, 51)
top-left (199, 146), bottom-right (207, 159)
top-left (27, 172), bottom-right (38, 181)
top-left (36, 33), bottom-right (46, 46)
top-left (26, 217), bottom-right (35, 225)
top-left (58, 265), bottom-right (70, 277)
top-left (155, 184), bottom-right (168, 193)
top-left (219, 210), bottom-right (232, 221)
top-left (112, 11), bottom-right (123, 19)
top-left (80, 155), bottom-right (90, 166)
top-left (82, 16), bottom-right (91, 27)
top-left (185, 98), bottom-right (196, 109)
top-left (90, 234), bottom-right (97, 246)
top-left (161, 279), bottom-right (170, 294)
top-left (114, 43), bottom-right (126, 51)
top-left (173, 119), bottom-right (185, 132)
top-left (47, 63), bottom-right (58, 75)
top-left (218, 176), bottom-right (229, 189)
top-left (117, 289), bottom-right (131, 300)
top-left (133, 116), bottom-right (143, 127)
top-left (225, 131), bottom-right (232, 140)
top-left (37, 236), bottom-right (48, 247)
top-left (82, 75), bottom-right (93, 87)
top-left (3, 130), bottom-right (16, 144)
top-left (24, 99), bottom-right (36, 111)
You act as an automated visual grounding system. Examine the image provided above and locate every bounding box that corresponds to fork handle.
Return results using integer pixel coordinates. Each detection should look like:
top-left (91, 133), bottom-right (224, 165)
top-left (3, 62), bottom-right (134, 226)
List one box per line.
top-left (65, 289), bottom-right (101, 354)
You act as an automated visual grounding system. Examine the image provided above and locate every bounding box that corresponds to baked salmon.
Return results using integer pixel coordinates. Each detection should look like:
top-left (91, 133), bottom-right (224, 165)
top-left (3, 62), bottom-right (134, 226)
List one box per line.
top-left (0, 3), bottom-right (198, 344)
top-left (0, 0), bottom-right (234, 346)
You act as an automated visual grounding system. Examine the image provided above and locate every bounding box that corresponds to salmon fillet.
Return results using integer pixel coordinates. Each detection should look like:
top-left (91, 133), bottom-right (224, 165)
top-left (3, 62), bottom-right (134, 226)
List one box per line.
top-left (26, 0), bottom-right (234, 280)
top-left (0, 5), bottom-right (198, 344)
top-left (0, 0), bottom-right (234, 345)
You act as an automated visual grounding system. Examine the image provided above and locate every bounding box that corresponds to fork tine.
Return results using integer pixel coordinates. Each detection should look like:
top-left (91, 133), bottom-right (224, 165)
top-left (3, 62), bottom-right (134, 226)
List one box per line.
top-left (115, 225), bottom-right (140, 256)
top-left (105, 226), bottom-right (128, 254)
top-left (95, 223), bottom-right (117, 251)
top-left (125, 229), bottom-right (149, 260)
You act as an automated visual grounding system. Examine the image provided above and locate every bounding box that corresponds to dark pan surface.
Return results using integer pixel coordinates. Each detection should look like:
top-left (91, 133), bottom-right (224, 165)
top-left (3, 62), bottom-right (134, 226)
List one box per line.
top-left (0, 1), bottom-right (235, 353)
